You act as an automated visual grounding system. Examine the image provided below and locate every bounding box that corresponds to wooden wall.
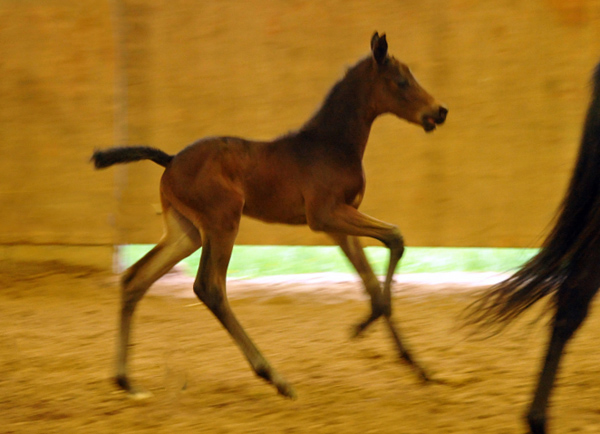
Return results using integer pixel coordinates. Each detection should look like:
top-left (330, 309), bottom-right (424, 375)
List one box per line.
top-left (1, 0), bottom-right (599, 267)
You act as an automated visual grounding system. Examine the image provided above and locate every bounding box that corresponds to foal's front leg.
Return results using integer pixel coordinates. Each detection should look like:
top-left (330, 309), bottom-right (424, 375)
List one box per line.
top-left (327, 233), bottom-right (385, 336)
top-left (311, 205), bottom-right (430, 380)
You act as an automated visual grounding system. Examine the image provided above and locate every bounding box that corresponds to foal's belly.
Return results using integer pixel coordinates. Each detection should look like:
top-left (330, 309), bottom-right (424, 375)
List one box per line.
top-left (242, 188), bottom-right (308, 225)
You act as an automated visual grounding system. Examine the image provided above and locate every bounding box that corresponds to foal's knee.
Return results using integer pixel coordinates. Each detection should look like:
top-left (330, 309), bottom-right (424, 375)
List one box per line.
top-left (385, 226), bottom-right (405, 255)
top-left (121, 265), bottom-right (138, 289)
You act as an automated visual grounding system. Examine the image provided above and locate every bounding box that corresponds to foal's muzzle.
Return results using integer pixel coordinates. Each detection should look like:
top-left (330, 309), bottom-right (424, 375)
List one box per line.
top-left (422, 105), bottom-right (448, 132)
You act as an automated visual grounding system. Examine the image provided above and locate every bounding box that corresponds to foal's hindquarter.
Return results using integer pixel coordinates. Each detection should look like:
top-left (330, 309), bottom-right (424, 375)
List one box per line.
top-left (110, 32), bottom-right (446, 399)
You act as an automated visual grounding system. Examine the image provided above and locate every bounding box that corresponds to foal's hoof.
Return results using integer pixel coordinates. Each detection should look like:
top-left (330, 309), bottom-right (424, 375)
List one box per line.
top-left (115, 375), bottom-right (153, 400)
top-left (272, 374), bottom-right (297, 399)
top-left (127, 388), bottom-right (154, 401)
top-left (350, 321), bottom-right (370, 339)
top-left (256, 366), bottom-right (297, 400)
top-left (276, 381), bottom-right (297, 400)
top-left (415, 367), bottom-right (450, 386)
top-left (401, 360), bottom-right (435, 384)
top-left (418, 369), bottom-right (434, 384)
top-left (351, 313), bottom-right (382, 339)
top-left (351, 325), bottom-right (364, 339)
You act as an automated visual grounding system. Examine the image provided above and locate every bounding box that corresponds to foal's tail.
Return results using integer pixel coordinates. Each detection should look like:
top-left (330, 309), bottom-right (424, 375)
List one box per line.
top-left (465, 62), bottom-right (600, 330)
top-left (91, 146), bottom-right (173, 169)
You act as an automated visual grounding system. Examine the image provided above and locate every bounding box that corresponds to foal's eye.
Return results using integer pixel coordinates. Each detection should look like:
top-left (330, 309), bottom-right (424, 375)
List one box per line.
top-left (396, 77), bottom-right (409, 88)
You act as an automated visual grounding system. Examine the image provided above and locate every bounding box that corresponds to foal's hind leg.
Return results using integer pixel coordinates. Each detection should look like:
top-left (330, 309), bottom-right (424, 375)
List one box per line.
top-left (116, 207), bottom-right (201, 397)
top-left (329, 233), bottom-right (430, 381)
top-left (192, 222), bottom-right (296, 399)
top-left (527, 282), bottom-right (598, 434)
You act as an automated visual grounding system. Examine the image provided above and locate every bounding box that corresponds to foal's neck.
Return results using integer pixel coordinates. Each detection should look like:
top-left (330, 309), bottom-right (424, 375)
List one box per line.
top-left (297, 59), bottom-right (377, 159)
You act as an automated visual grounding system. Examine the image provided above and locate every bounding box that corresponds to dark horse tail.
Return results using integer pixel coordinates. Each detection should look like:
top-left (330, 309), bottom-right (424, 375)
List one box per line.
top-left (466, 62), bottom-right (600, 329)
top-left (91, 146), bottom-right (173, 169)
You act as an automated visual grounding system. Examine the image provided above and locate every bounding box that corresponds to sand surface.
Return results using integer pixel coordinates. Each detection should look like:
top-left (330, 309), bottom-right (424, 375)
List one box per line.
top-left (1, 262), bottom-right (599, 433)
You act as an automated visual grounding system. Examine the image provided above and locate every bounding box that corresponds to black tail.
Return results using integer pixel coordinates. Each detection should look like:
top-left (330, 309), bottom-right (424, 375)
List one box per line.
top-left (465, 61), bottom-right (600, 330)
top-left (91, 146), bottom-right (174, 169)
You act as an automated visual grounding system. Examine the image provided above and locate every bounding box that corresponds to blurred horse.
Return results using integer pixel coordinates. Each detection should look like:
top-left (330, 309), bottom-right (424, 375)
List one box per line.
top-left (92, 32), bottom-right (447, 399)
top-left (466, 61), bottom-right (600, 434)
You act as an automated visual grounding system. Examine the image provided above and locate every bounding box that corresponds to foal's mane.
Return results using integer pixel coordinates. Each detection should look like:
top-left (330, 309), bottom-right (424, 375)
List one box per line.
top-left (291, 56), bottom-right (374, 142)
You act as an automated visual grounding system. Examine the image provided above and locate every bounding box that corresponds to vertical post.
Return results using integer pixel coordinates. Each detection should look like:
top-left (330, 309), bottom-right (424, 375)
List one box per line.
top-left (110, 0), bottom-right (129, 272)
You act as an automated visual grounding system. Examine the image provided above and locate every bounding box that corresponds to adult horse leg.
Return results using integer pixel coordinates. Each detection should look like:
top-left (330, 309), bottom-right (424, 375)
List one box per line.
top-left (116, 206), bottom-right (201, 397)
top-left (191, 218), bottom-right (296, 399)
top-left (527, 280), bottom-right (598, 434)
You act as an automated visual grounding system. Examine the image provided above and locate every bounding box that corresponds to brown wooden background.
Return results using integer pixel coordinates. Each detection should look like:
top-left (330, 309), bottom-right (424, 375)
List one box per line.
top-left (1, 0), bottom-right (599, 268)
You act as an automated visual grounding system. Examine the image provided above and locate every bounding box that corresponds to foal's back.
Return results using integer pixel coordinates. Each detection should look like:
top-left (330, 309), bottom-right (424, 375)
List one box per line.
top-left (162, 135), bottom-right (315, 225)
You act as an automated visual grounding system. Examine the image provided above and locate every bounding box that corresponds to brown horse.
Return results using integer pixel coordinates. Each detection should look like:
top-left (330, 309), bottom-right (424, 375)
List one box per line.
top-left (466, 62), bottom-right (600, 434)
top-left (92, 32), bottom-right (447, 399)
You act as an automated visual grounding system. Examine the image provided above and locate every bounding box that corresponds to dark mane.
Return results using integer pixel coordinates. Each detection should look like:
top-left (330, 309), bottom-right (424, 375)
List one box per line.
top-left (295, 57), bottom-right (373, 141)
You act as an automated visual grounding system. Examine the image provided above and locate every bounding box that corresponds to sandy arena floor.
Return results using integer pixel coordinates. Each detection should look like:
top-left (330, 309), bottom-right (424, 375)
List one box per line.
top-left (1, 262), bottom-right (599, 434)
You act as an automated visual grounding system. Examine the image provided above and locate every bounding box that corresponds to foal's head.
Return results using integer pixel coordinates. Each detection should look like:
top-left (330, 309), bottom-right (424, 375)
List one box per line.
top-left (369, 32), bottom-right (447, 132)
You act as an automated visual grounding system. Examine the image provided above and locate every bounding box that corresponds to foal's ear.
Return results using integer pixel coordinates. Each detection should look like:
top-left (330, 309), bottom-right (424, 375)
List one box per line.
top-left (371, 32), bottom-right (388, 65)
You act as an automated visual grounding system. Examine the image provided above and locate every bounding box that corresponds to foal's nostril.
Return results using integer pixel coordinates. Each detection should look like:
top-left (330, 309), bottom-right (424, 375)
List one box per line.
top-left (438, 106), bottom-right (448, 122)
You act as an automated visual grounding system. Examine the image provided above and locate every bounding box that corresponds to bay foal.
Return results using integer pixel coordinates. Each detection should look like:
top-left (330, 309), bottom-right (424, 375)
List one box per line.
top-left (93, 33), bottom-right (447, 398)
